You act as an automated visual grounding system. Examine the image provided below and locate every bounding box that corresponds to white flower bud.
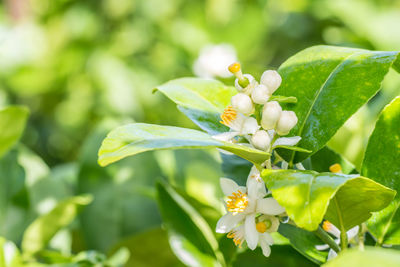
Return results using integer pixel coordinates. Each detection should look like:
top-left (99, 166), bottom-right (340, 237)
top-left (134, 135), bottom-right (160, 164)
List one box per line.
top-left (251, 84), bottom-right (270, 104)
top-left (241, 117), bottom-right (259, 135)
top-left (261, 101), bottom-right (282, 130)
top-left (251, 130), bottom-right (271, 151)
top-left (260, 70), bottom-right (282, 94)
top-left (231, 93), bottom-right (254, 115)
top-left (276, 110), bottom-right (298, 136)
top-left (235, 74), bottom-right (257, 95)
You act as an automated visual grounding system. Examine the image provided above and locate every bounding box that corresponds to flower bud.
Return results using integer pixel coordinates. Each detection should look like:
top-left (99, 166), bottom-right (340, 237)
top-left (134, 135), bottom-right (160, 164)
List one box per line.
top-left (260, 70), bottom-right (282, 94)
top-left (231, 93), bottom-right (254, 115)
top-left (251, 130), bottom-right (271, 151)
top-left (261, 101), bottom-right (282, 130)
top-left (241, 117), bottom-right (259, 135)
top-left (276, 111), bottom-right (298, 135)
top-left (251, 84), bottom-right (270, 104)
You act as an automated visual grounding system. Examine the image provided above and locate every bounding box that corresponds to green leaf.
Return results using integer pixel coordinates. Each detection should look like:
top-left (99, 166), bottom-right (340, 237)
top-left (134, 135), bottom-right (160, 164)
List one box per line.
top-left (156, 181), bottom-right (224, 267)
top-left (276, 45), bottom-right (399, 163)
top-left (261, 169), bottom-right (395, 231)
top-left (98, 123), bottom-right (270, 167)
top-left (362, 96), bottom-right (400, 245)
top-left (308, 146), bottom-right (355, 174)
top-left (0, 106), bottom-right (29, 158)
top-left (323, 247), bottom-right (400, 267)
top-left (154, 78), bottom-right (236, 134)
top-left (278, 223), bottom-right (327, 265)
top-left (0, 237), bottom-right (23, 267)
top-left (21, 195), bottom-right (92, 256)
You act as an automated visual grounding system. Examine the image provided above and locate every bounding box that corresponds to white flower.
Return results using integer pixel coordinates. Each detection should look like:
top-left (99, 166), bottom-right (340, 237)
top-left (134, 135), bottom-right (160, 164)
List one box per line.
top-left (261, 101), bottom-right (282, 130)
top-left (216, 167), bottom-right (285, 255)
top-left (231, 93), bottom-right (254, 116)
top-left (193, 44), bottom-right (237, 78)
top-left (235, 74), bottom-right (257, 95)
top-left (251, 84), bottom-right (270, 104)
top-left (316, 221), bottom-right (359, 260)
top-left (213, 106), bottom-right (259, 142)
top-left (251, 130), bottom-right (271, 151)
top-left (276, 111), bottom-right (298, 136)
top-left (260, 70), bottom-right (282, 94)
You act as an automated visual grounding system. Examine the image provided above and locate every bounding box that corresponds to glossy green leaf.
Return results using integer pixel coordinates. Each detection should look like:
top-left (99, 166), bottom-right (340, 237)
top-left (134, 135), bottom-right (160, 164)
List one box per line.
top-left (22, 195), bottom-right (92, 256)
top-left (276, 45), bottom-right (399, 163)
top-left (308, 146), bottom-right (355, 174)
top-left (155, 78), bottom-right (236, 134)
top-left (323, 247), bottom-right (400, 267)
top-left (261, 169), bottom-right (395, 231)
top-left (156, 181), bottom-right (224, 267)
top-left (98, 123), bottom-right (269, 167)
top-left (362, 96), bottom-right (400, 245)
top-left (0, 106), bottom-right (29, 158)
top-left (278, 223), bottom-right (327, 265)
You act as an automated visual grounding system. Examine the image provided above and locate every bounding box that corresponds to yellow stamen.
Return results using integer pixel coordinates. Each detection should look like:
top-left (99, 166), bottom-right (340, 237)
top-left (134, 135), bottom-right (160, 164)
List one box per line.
top-left (220, 106), bottom-right (237, 126)
top-left (227, 231), bottom-right (243, 248)
top-left (329, 163), bottom-right (342, 173)
top-left (322, 220), bottom-right (332, 232)
top-left (227, 190), bottom-right (248, 214)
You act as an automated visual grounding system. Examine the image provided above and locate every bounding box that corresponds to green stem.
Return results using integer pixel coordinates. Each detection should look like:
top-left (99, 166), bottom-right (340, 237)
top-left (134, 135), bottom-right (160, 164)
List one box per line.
top-left (340, 227), bottom-right (348, 250)
top-left (358, 224), bottom-right (365, 250)
top-left (314, 226), bottom-right (340, 253)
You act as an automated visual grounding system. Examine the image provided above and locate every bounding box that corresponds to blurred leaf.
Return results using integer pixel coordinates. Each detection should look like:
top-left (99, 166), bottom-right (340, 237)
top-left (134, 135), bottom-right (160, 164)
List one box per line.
top-left (276, 45), bottom-right (399, 163)
top-left (0, 106), bottom-right (29, 158)
top-left (156, 181), bottom-right (224, 267)
top-left (278, 224), bottom-right (327, 265)
top-left (109, 228), bottom-right (182, 267)
top-left (22, 195), bottom-right (92, 256)
top-left (308, 146), bottom-right (355, 174)
top-left (98, 123), bottom-right (270, 167)
top-left (362, 96), bottom-right (400, 245)
top-left (0, 237), bottom-right (23, 267)
top-left (154, 78), bottom-right (236, 134)
top-left (323, 247), bottom-right (400, 267)
top-left (262, 169), bottom-right (395, 231)
top-left (232, 245), bottom-right (316, 267)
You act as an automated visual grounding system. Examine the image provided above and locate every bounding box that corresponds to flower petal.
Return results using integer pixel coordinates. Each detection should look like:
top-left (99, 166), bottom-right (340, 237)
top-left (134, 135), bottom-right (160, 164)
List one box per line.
top-left (259, 235), bottom-right (272, 257)
top-left (244, 214), bottom-right (259, 250)
top-left (346, 225), bottom-right (359, 240)
top-left (327, 249), bottom-right (338, 260)
top-left (220, 178), bottom-right (239, 196)
top-left (216, 213), bottom-right (245, 233)
top-left (272, 136), bottom-right (301, 147)
top-left (315, 244), bottom-right (330, 251)
top-left (212, 132), bottom-right (240, 142)
top-left (256, 198), bottom-right (285, 215)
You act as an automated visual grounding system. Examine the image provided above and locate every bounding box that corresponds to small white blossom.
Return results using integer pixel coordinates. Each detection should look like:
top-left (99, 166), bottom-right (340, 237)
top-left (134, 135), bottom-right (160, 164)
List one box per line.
top-left (231, 93), bottom-right (254, 116)
top-left (251, 84), bottom-right (270, 104)
top-left (193, 44), bottom-right (237, 78)
top-left (235, 74), bottom-right (257, 95)
top-left (261, 101), bottom-right (282, 130)
top-left (260, 70), bottom-right (282, 94)
top-left (251, 130), bottom-right (271, 151)
top-left (276, 111), bottom-right (298, 135)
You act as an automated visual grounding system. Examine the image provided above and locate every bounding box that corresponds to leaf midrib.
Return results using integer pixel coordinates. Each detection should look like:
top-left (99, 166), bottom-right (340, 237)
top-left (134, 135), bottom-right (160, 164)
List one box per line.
top-left (289, 51), bottom-right (364, 164)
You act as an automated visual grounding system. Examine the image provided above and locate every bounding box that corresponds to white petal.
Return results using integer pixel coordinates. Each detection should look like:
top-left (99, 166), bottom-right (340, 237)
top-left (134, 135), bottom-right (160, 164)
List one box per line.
top-left (256, 198), bottom-right (285, 215)
top-left (212, 132), bottom-right (239, 142)
top-left (262, 232), bottom-right (274, 245)
top-left (281, 161), bottom-right (288, 170)
top-left (347, 225), bottom-right (359, 240)
top-left (272, 136), bottom-right (301, 147)
top-left (315, 244), bottom-right (330, 251)
top-left (327, 249), bottom-right (338, 260)
top-left (244, 214), bottom-right (259, 250)
top-left (220, 178), bottom-right (239, 196)
top-left (259, 237), bottom-right (271, 257)
top-left (295, 163), bottom-right (306, 170)
top-left (216, 213), bottom-right (245, 233)
top-left (241, 117), bottom-right (259, 135)
top-left (328, 224), bottom-right (341, 238)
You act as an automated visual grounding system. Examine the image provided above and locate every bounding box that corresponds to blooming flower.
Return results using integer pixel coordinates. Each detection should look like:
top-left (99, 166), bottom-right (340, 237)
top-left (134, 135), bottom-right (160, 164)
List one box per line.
top-left (216, 167), bottom-right (285, 255)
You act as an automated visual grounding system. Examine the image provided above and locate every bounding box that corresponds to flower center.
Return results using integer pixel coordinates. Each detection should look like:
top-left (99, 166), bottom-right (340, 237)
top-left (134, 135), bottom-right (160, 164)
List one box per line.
top-left (256, 220), bottom-right (272, 233)
top-left (322, 220), bottom-right (332, 231)
top-left (220, 106), bottom-right (237, 126)
top-left (227, 190), bottom-right (248, 214)
top-left (227, 231), bottom-right (243, 248)
top-left (329, 163), bottom-right (342, 173)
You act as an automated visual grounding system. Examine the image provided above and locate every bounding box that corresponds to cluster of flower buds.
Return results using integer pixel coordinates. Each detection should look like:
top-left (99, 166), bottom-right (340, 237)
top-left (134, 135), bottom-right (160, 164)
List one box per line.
top-left (216, 62), bottom-right (299, 152)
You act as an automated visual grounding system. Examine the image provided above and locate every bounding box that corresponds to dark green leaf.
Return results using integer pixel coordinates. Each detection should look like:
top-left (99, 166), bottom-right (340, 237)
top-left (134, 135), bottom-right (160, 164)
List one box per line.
top-left (262, 169), bottom-right (395, 231)
top-left (309, 146), bottom-right (355, 174)
top-left (276, 46), bottom-right (399, 163)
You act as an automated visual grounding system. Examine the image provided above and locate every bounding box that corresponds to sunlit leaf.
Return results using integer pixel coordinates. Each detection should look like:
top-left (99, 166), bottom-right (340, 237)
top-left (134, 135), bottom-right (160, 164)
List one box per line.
top-left (262, 169), bottom-right (395, 231)
top-left (276, 45), bottom-right (400, 163)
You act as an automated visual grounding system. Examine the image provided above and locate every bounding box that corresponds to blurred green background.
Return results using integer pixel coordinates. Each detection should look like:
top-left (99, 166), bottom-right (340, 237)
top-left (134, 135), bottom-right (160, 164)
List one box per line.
top-left (0, 0), bottom-right (399, 266)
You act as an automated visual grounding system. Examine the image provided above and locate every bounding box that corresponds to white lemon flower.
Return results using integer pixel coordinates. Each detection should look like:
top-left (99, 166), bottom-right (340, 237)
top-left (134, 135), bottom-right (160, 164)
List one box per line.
top-left (251, 130), bottom-right (271, 151)
top-left (231, 93), bottom-right (254, 116)
top-left (193, 44), bottom-right (237, 78)
top-left (316, 221), bottom-right (359, 260)
top-left (251, 84), bottom-right (270, 105)
top-left (261, 101), bottom-right (282, 130)
top-left (276, 110), bottom-right (298, 135)
top-left (260, 70), bottom-right (282, 94)
top-left (228, 62), bottom-right (258, 95)
top-left (213, 106), bottom-right (259, 142)
top-left (216, 167), bottom-right (285, 253)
